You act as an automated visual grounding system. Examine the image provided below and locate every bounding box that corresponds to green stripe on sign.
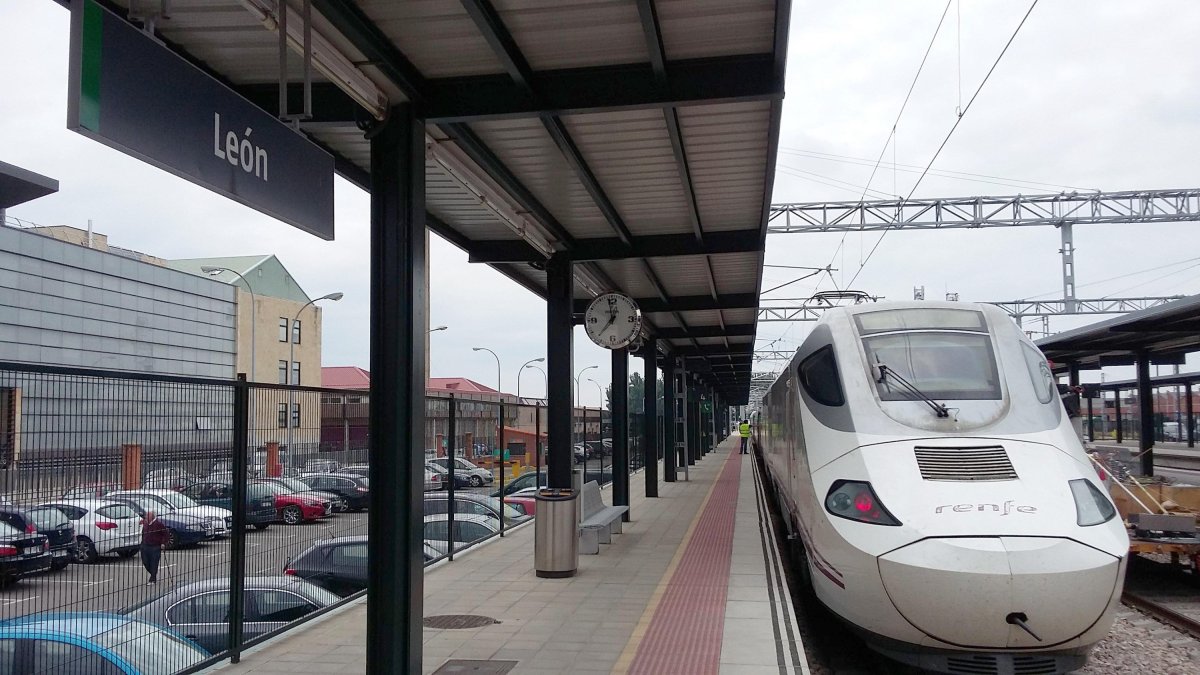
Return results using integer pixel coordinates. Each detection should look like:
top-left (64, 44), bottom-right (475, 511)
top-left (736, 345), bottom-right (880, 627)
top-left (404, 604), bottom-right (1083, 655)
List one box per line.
top-left (79, 0), bottom-right (103, 131)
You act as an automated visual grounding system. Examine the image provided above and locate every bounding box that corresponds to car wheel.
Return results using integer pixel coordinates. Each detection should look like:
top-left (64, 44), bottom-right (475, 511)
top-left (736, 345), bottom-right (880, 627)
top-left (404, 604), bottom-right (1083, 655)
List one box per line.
top-left (254, 523), bottom-right (269, 530)
top-left (117, 548), bottom-right (138, 558)
top-left (50, 557), bottom-right (70, 571)
top-left (470, 475), bottom-right (483, 487)
top-left (165, 529), bottom-right (180, 550)
top-left (74, 538), bottom-right (98, 564)
top-left (282, 505), bottom-right (303, 525)
top-left (0, 574), bottom-right (15, 589)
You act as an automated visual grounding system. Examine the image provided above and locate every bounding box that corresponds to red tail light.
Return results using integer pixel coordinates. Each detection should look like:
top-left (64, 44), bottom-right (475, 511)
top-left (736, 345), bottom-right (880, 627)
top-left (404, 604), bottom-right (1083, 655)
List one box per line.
top-left (284, 568), bottom-right (297, 576)
top-left (0, 545), bottom-right (17, 556)
top-left (95, 521), bottom-right (118, 530)
top-left (355, 487), bottom-right (369, 493)
top-left (853, 492), bottom-right (874, 513)
top-left (25, 524), bottom-right (36, 534)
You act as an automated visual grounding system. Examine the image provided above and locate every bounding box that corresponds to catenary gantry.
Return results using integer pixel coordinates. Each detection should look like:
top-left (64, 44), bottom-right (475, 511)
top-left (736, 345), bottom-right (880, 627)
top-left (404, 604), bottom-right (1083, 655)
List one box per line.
top-left (56, 1), bottom-right (792, 672)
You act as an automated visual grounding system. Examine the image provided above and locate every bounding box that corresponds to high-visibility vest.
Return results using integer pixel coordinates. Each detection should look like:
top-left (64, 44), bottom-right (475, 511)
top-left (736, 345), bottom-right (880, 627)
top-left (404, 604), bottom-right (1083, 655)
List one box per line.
top-left (739, 422), bottom-right (751, 438)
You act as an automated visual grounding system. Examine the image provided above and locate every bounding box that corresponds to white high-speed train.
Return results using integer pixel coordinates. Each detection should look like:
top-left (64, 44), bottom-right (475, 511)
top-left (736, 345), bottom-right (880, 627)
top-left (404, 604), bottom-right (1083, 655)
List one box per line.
top-left (756, 302), bottom-right (1128, 675)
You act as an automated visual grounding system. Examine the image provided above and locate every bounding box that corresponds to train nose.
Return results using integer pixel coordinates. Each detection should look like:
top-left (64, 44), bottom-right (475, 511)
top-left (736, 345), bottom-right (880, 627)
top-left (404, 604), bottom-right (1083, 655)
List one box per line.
top-left (878, 537), bottom-right (1121, 648)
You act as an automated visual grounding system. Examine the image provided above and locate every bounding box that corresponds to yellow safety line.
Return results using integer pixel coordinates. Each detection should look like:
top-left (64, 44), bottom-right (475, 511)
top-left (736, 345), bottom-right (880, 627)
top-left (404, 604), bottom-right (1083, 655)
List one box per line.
top-left (610, 442), bottom-right (739, 674)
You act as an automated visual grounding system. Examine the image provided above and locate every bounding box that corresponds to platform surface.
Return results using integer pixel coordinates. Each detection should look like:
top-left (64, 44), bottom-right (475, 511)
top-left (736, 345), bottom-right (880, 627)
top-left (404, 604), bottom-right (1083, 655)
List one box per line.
top-left (210, 436), bottom-right (806, 674)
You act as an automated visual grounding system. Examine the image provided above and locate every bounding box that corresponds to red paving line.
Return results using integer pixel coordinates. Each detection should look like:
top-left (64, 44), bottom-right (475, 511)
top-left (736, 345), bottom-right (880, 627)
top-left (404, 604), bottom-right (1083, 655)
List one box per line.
top-left (628, 448), bottom-right (743, 675)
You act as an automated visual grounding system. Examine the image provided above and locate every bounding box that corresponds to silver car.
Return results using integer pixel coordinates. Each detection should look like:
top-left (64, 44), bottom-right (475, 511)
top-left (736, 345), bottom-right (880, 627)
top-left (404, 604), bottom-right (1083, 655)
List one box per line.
top-left (428, 457), bottom-right (494, 487)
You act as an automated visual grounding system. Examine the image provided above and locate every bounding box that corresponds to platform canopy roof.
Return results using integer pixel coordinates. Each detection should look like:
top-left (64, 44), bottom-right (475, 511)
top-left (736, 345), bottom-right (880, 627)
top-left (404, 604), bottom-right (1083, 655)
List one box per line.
top-left (76, 0), bottom-right (790, 404)
top-left (1037, 293), bottom-right (1200, 371)
top-left (0, 160), bottom-right (58, 210)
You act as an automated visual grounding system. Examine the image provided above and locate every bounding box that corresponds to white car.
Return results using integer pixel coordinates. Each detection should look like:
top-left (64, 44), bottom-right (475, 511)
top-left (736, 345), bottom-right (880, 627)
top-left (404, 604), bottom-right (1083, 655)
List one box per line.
top-left (37, 499), bottom-right (141, 564)
top-left (424, 467), bottom-right (444, 493)
top-left (428, 457), bottom-right (494, 487)
top-left (422, 513), bottom-right (499, 556)
top-left (107, 489), bottom-right (232, 537)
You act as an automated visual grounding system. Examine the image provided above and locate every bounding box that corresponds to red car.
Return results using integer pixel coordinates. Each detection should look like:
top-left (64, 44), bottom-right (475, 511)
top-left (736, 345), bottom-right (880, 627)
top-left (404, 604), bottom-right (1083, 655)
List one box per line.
top-left (252, 482), bottom-right (331, 524)
top-left (504, 495), bottom-right (537, 516)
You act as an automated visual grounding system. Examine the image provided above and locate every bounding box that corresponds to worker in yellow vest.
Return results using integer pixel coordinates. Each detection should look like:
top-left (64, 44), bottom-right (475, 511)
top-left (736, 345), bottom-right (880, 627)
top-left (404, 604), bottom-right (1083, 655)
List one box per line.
top-left (739, 419), bottom-right (752, 455)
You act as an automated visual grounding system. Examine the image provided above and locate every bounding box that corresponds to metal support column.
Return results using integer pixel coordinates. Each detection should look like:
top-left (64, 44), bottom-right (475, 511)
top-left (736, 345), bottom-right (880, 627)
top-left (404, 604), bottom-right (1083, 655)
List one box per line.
top-left (662, 355), bottom-right (677, 483)
top-left (1137, 352), bottom-right (1154, 476)
top-left (612, 348), bottom-right (630, 521)
top-left (686, 373), bottom-right (698, 466)
top-left (228, 374), bottom-right (249, 662)
top-left (1087, 396), bottom-right (1095, 442)
top-left (1188, 383), bottom-right (1195, 449)
top-left (643, 341), bottom-right (659, 497)
top-left (1060, 222), bottom-right (1077, 314)
top-left (368, 103), bottom-right (426, 675)
top-left (446, 395), bottom-right (456, 561)
top-left (1115, 390), bottom-right (1123, 444)
top-left (546, 254), bottom-right (575, 490)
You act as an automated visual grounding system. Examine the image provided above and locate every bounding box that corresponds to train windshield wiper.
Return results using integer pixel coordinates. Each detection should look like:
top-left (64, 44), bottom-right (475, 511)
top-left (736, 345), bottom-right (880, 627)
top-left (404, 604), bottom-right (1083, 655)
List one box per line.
top-left (875, 361), bottom-right (950, 418)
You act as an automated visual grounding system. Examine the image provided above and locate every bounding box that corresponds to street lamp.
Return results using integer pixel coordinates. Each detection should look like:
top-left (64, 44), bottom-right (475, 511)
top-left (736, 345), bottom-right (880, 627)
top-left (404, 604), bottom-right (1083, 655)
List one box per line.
top-left (201, 266), bottom-right (257, 380)
top-left (574, 365), bottom-right (598, 408)
top-left (472, 347), bottom-right (502, 395)
top-left (287, 292), bottom-right (344, 453)
top-left (429, 325), bottom-right (448, 333)
top-left (517, 357), bottom-right (545, 399)
top-left (526, 364), bottom-right (547, 400)
top-left (587, 378), bottom-right (605, 408)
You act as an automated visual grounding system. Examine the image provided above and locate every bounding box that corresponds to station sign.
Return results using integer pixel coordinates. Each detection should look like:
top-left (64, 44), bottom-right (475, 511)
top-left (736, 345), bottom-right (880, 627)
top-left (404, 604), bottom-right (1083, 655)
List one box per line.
top-left (67, 0), bottom-right (335, 240)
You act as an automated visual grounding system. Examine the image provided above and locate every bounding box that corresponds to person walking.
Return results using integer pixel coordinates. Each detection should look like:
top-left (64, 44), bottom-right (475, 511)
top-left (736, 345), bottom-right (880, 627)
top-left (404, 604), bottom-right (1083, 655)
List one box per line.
top-left (140, 510), bottom-right (170, 584)
top-left (739, 419), bottom-right (752, 454)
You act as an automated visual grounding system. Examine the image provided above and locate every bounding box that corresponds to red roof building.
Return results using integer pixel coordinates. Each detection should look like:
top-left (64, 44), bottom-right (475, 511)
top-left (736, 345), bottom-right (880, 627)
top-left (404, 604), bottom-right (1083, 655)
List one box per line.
top-left (322, 366), bottom-right (372, 390)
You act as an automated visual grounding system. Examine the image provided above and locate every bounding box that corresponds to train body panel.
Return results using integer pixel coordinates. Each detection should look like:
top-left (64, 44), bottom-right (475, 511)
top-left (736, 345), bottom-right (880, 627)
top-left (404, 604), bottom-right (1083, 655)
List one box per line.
top-left (757, 302), bottom-right (1128, 674)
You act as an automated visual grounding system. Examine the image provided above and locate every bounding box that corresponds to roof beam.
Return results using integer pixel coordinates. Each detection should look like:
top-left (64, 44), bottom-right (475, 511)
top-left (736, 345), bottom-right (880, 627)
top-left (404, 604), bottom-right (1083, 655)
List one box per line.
top-left (575, 292), bottom-right (758, 314)
top-left (310, 0), bottom-right (429, 105)
top-left (674, 345), bottom-right (753, 357)
top-left (654, 324), bottom-right (755, 339)
top-left (423, 55), bottom-right (780, 122)
top-left (466, 230), bottom-right (760, 263)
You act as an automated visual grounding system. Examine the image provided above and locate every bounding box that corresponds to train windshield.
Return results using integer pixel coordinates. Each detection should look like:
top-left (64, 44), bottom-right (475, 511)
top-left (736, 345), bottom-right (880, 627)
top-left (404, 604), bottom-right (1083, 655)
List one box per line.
top-left (862, 331), bottom-right (1002, 401)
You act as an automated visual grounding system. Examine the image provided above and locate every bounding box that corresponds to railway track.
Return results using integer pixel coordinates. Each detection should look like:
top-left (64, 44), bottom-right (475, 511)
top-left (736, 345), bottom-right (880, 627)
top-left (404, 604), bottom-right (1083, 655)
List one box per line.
top-left (1122, 555), bottom-right (1200, 641)
top-left (1121, 590), bottom-right (1200, 641)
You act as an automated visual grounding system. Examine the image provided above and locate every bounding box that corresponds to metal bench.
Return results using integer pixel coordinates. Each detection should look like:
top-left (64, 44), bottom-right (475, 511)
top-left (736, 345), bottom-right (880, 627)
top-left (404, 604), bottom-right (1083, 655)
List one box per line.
top-left (579, 480), bottom-right (628, 555)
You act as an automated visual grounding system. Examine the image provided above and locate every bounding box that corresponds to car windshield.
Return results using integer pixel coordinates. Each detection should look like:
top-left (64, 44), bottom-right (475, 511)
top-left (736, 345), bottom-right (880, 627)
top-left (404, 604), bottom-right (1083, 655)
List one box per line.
top-left (160, 492), bottom-right (199, 509)
top-left (28, 507), bottom-right (70, 529)
top-left (276, 478), bottom-right (310, 492)
top-left (356, 477), bottom-right (369, 487)
top-left (93, 620), bottom-right (207, 674)
top-left (862, 331), bottom-right (1001, 401)
top-left (0, 521), bottom-right (21, 537)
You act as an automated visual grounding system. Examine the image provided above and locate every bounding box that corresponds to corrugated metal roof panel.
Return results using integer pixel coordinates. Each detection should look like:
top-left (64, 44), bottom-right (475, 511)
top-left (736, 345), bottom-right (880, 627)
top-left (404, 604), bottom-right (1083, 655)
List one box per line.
top-left (467, 119), bottom-right (614, 239)
top-left (358, 0), bottom-right (507, 77)
top-left (721, 308), bottom-right (758, 325)
top-left (491, 0), bottom-right (649, 71)
top-left (657, 0), bottom-right (776, 60)
top-left (560, 110), bottom-right (693, 237)
top-left (592, 259), bottom-right (660, 299)
top-left (679, 101), bottom-right (771, 232)
top-left (644, 256), bottom-right (713, 298)
top-left (707, 251), bottom-right (763, 294)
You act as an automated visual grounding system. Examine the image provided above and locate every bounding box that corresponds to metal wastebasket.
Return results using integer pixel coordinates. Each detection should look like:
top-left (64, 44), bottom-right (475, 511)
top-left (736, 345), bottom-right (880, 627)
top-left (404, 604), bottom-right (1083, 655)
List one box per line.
top-left (535, 487), bottom-right (579, 578)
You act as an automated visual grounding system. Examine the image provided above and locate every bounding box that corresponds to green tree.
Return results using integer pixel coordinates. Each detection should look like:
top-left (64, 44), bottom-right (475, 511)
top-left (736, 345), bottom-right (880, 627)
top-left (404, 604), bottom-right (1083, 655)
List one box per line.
top-left (605, 372), bottom-right (665, 412)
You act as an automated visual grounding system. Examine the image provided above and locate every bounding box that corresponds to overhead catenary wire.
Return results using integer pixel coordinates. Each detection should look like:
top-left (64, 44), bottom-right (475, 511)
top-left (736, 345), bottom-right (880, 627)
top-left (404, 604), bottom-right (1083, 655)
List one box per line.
top-left (823, 0), bottom-right (955, 289)
top-left (848, 0), bottom-right (1041, 288)
top-left (1018, 255), bottom-right (1200, 300)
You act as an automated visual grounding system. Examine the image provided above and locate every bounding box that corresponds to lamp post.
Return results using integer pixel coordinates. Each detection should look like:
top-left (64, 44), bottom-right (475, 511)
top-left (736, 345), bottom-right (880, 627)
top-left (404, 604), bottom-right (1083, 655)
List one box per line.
top-left (526, 364), bottom-right (547, 400)
top-left (574, 365), bottom-right (598, 452)
top-left (201, 266), bottom-right (257, 380)
top-left (588, 378), bottom-right (605, 408)
top-left (517, 357), bottom-right (545, 399)
top-left (429, 325), bottom-right (448, 333)
top-left (287, 292), bottom-right (344, 455)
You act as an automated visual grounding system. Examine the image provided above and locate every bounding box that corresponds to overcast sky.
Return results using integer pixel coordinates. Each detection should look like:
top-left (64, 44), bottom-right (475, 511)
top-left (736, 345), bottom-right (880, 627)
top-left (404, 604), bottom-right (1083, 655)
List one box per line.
top-left (2, 1), bottom-right (1198, 402)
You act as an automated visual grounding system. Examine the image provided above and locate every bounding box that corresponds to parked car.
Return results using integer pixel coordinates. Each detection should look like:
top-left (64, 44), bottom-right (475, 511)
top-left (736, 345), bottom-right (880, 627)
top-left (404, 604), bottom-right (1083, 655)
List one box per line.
top-left (422, 513), bottom-right (500, 556)
top-left (36, 499), bottom-right (141, 564)
top-left (425, 462), bottom-right (473, 489)
top-left (253, 482), bottom-right (331, 524)
top-left (2, 505), bottom-right (76, 570)
top-left (177, 482), bottom-right (276, 529)
top-left (424, 467), bottom-right (443, 492)
top-left (0, 521), bottom-right (50, 587)
top-left (0, 612), bottom-right (209, 673)
top-left (295, 473), bottom-right (370, 511)
top-left (503, 494), bottom-right (537, 516)
top-left (423, 493), bottom-right (531, 528)
top-left (105, 495), bottom-right (211, 549)
top-left (121, 576), bottom-right (340, 655)
top-left (142, 468), bottom-right (199, 491)
top-left (255, 477), bottom-right (347, 512)
top-left (490, 471), bottom-right (547, 497)
top-left (108, 488), bottom-right (233, 537)
top-left (304, 459), bottom-right (341, 474)
top-left (338, 464), bottom-right (370, 478)
top-left (284, 536), bottom-right (369, 597)
top-left (428, 457), bottom-right (494, 487)
top-left (61, 483), bottom-right (120, 499)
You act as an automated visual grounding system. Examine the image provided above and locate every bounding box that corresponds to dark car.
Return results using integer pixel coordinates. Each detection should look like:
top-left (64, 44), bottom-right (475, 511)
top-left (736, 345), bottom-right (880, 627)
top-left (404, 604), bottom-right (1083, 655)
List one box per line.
top-left (297, 473), bottom-right (370, 511)
top-left (423, 494), bottom-right (531, 528)
top-left (106, 496), bottom-right (211, 549)
top-left (338, 464), bottom-right (370, 478)
top-left (425, 463), bottom-right (473, 489)
top-left (10, 506), bottom-right (76, 571)
top-left (0, 521), bottom-right (50, 587)
top-left (489, 469), bottom-right (611, 497)
top-left (284, 536), bottom-right (369, 597)
top-left (180, 481), bottom-right (277, 529)
top-left (121, 576), bottom-right (340, 654)
top-left (142, 468), bottom-right (200, 491)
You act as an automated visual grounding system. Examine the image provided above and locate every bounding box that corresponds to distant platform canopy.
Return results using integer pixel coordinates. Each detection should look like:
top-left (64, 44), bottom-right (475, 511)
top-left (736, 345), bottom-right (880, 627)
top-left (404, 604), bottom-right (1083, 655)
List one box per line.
top-left (0, 161), bottom-right (58, 210)
top-left (1037, 294), bottom-right (1200, 371)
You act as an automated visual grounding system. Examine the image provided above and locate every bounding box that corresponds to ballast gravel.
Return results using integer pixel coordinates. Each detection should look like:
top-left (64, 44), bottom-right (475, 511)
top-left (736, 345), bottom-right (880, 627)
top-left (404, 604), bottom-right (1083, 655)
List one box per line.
top-left (1079, 608), bottom-right (1200, 674)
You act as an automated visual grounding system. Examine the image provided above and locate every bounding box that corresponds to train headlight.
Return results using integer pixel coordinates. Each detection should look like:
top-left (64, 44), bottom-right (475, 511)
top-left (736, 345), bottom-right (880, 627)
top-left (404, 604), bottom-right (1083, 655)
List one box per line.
top-left (1069, 478), bottom-right (1117, 526)
top-left (824, 480), bottom-right (901, 526)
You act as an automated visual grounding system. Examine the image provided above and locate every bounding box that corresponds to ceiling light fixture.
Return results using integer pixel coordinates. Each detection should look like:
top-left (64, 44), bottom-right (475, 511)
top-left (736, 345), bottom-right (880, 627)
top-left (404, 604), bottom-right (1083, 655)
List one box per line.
top-left (237, 0), bottom-right (388, 120)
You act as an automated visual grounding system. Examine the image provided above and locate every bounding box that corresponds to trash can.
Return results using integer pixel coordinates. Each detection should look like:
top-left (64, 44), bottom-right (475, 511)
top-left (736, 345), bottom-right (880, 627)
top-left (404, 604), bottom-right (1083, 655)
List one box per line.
top-left (535, 487), bottom-right (579, 578)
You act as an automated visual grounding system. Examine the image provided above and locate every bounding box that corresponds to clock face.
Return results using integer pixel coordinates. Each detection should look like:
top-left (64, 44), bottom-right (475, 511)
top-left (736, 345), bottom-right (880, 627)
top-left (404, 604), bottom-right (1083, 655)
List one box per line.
top-left (584, 293), bottom-right (642, 349)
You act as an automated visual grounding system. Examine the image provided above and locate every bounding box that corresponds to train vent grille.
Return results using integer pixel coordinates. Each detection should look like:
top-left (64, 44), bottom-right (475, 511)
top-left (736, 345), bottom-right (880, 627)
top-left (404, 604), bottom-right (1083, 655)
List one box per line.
top-left (914, 446), bottom-right (1017, 481)
top-left (1012, 656), bottom-right (1059, 674)
top-left (945, 655), bottom-right (998, 674)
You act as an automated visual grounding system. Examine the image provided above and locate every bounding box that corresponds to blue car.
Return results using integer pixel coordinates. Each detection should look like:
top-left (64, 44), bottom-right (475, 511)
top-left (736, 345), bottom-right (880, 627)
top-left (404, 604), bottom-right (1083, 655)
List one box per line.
top-left (0, 612), bottom-right (208, 674)
top-left (106, 496), bottom-right (212, 548)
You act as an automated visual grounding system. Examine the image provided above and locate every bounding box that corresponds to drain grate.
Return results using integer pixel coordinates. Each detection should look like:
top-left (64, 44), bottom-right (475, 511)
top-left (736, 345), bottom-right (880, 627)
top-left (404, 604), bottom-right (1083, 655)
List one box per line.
top-left (423, 614), bottom-right (500, 630)
top-left (431, 660), bottom-right (518, 674)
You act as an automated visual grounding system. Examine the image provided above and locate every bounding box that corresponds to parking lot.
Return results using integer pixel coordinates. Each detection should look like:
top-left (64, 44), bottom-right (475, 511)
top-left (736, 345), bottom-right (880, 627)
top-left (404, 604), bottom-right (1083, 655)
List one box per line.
top-left (1, 484), bottom-right (500, 620)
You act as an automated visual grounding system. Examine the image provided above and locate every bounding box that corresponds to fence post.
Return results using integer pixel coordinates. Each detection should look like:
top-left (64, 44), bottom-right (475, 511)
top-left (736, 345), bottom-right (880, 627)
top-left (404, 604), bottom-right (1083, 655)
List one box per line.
top-left (535, 403), bottom-right (541, 488)
top-left (229, 374), bottom-right (249, 662)
top-left (498, 399), bottom-right (505, 537)
top-left (265, 441), bottom-right (281, 477)
top-left (447, 395), bottom-right (455, 561)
